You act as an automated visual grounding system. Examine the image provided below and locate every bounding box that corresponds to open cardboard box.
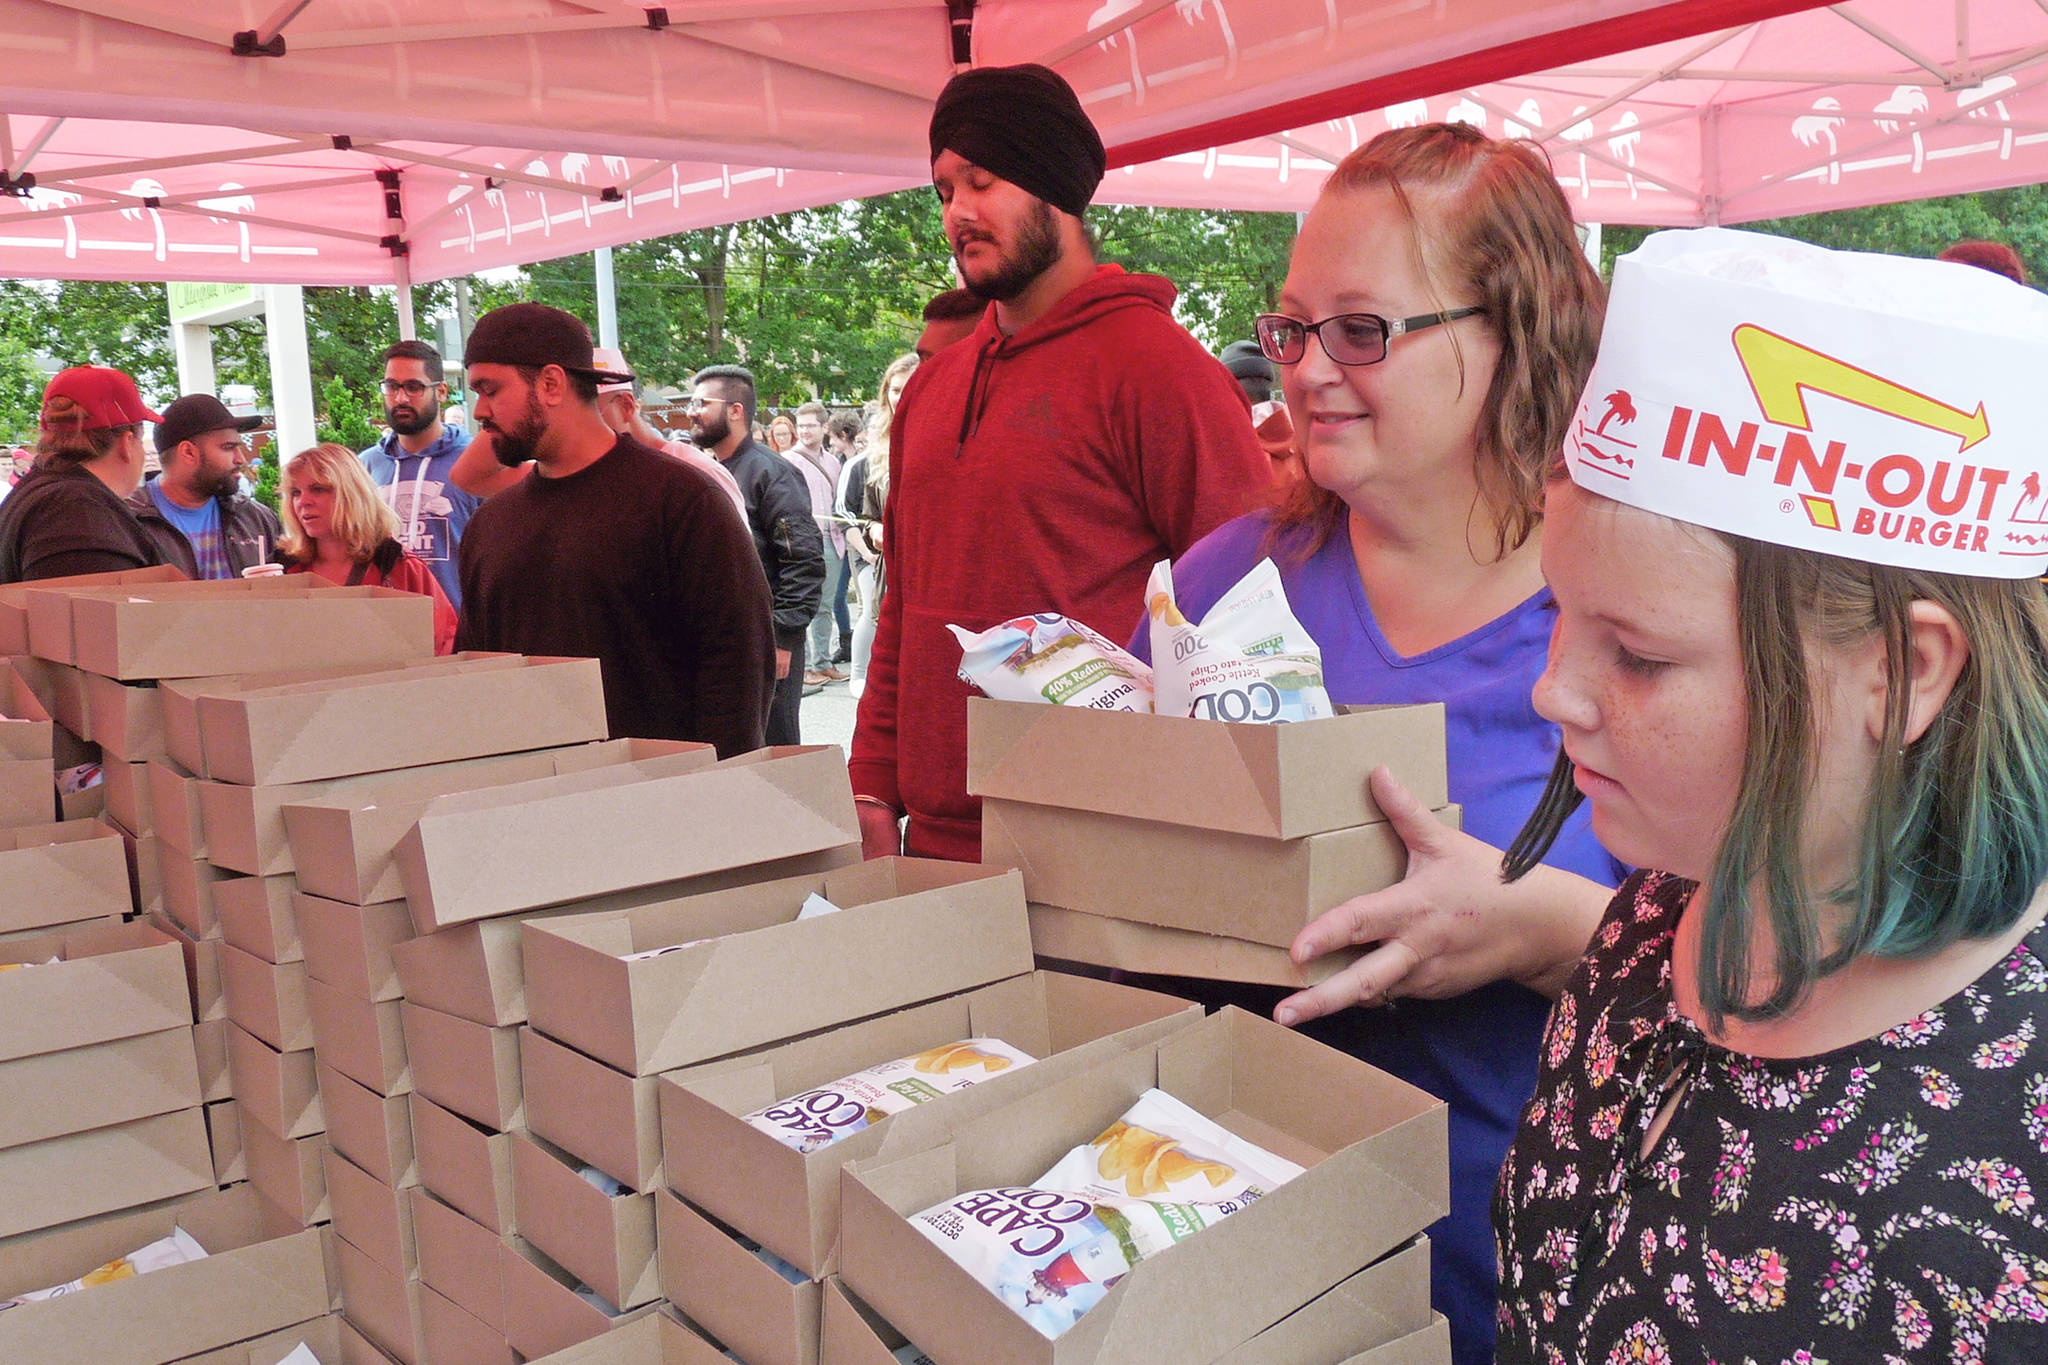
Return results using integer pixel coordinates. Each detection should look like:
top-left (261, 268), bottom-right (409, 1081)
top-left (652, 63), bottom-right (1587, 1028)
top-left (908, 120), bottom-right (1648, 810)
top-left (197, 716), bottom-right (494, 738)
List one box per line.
top-left (983, 799), bottom-right (1461, 951)
top-left (0, 1182), bottom-right (329, 1365)
top-left (148, 757), bottom-right (206, 855)
top-left (408, 1094), bottom-right (517, 1235)
top-left (966, 699), bottom-right (1447, 840)
top-left (221, 941), bottom-right (314, 1052)
top-left (168, 1313), bottom-right (345, 1365)
top-left (656, 1190), bottom-right (823, 1365)
top-left (0, 1025), bottom-right (202, 1152)
top-left (298, 894), bottom-right (412, 1003)
top-left (401, 1000), bottom-right (522, 1130)
top-left (1209, 1239), bottom-right (1435, 1365)
top-left (0, 919), bottom-right (191, 1062)
top-left (497, 1234), bottom-right (662, 1362)
top-left (0, 756), bottom-right (51, 831)
top-left (207, 1096), bottom-right (245, 1184)
top-left (838, 1008), bottom-right (1448, 1365)
top-left (524, 858), bottom-right (1031, 1078)
top-left (52, 580), bottom-right (434, 681)
top-left (159, 848), bottom-right (237, 940)
top-left (306, 976), bottom-right (410, 1096)
top-left (217, 874), bottom-right (302, 964)
top-left (148, 911), bottom-right (226, 1024)
top-left (1029, 904), bottom-right (1361, 991)
top-left (330, 1230), bottom-right (423, 1365)
top-left (398, 744), bottom-right (859, 930)
top-left (0, 1106), bottom-right (213, 1237)
top-left (22, 574), bottom-right (321, 669)
top-left (658, 971), bottom-right (1200, 1277)
top-left (419, 1280), bottom-right (514, 1365)
top-left (520, 1027), bottom-right (672, 1195)
top-left (410, 1186), bottom-right (508, 1333)
top-left (159, 660), bottom-right (475, 781)
top-left (0, 817), bottom-right (132, 934)
top-left (0, 564), bottom-right (185, 655)
top-left (516, 1308), bottom-right (726, 1365)
top-left (194, 1016), bottom-right (231, 1102)
top-left (103, 755), bottom-right (156, 835)
top-left (510, 1129), bottom-right (658, 1311)
top-left (282, 739), bottom-right (714, 906)
top-left (325, 1147), bottom-right (417, 1278)
top-left (243, 1104), bottom-right (332, 1225)
top-left (87, 671), bottom-right (170, 761)
top-left (321, 1062), bottom-right (417, 1190)
top-left (226, 1021), bottom-right (324, 1140)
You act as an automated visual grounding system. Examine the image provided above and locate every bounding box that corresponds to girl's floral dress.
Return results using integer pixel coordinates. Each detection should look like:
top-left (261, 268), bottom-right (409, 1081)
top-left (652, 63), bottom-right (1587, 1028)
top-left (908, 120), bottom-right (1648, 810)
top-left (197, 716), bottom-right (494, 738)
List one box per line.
top-left (1494, 870), bottom-right (2048, 1364)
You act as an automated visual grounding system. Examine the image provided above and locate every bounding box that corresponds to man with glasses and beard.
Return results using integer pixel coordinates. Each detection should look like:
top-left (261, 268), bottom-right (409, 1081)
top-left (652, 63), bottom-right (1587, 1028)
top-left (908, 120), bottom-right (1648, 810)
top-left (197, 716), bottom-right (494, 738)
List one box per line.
top-left (361, 340), bottom-right (477, 611)
top-left (454, 304), bottom-right (775, 759)
top-left (848, 63), bottom-right (1270, 864)
top-left (688, 364), bottom-right (824, 746)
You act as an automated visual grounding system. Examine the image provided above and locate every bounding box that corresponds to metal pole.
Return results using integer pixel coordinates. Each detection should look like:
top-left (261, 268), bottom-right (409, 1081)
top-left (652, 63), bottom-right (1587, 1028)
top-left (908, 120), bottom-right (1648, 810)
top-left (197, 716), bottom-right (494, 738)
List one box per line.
top-left (595, 245), bottom-right (620, 350)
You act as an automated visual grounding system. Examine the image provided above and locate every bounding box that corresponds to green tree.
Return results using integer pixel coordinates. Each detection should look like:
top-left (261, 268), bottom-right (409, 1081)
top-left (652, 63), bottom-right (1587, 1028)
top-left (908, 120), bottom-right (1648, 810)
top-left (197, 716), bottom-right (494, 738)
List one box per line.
top-left (315, 374), bottom-right (382, 452)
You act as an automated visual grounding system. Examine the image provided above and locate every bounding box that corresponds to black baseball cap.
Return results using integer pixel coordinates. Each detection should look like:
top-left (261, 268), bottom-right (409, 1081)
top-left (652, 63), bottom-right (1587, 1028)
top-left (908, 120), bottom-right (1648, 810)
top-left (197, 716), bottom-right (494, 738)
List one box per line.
top-left (156, 394), bottom-right (261, 454)
top-left (464, 303), bottom-right (634, 385)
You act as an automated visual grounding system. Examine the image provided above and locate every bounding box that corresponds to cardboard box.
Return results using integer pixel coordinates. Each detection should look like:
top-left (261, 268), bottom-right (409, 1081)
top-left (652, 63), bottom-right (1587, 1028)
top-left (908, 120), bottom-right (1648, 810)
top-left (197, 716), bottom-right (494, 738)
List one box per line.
top-left (325, 1148), bottom-right (417, 1278)
top-left (0, 1182), bottom-right (327, 1365)
top-left (1028, 903), bottom-right (1360, 990)
top-left (331, 1231), bottom-right (423, 1365)
top-left (226, 1022), bottom-right (324, 1140)
top-left (398, 744), bottom-right (857, 930)
top-left (419, 1280), bottom-right (514, 1365)
top-left (197, 655), bottom-right (607, 786)
top-left (221, 942), bottom-right (314, 1052)
top-left (818, 1276), bottom-right (920, 1365)
top-left (982, 799), bottom-right (1462, 951)
top-left (525, 859), bottom-right (1031, 1077)
top-left (0, 818), bottom-right (132, 934)
top-left (520, 1028), bottom-right (666, 1195)
top-left (0, 920), bottom-right (191, 1062)
top-left (1210, 1238), bottom-right (1435, 1365)
top-left (26, 577), bottom-right (330, 668)
top-left (194, 1015), bottom-right (231, 1102)
top-left (497, 1236), bottom-right (659, 1361)
top-left (11, 655), bottom-right (92, 739)
top-left (125, 822), bottom-right (164, 915)
top-left (0, 1106), bottom-right (213, 1237)
top-left (0, 1025), bottom-right (202, 1151)
top-left (656, 1191), bottom-right (821, 1365)
top-left (59, 779), bottom-right (106, 823)
top-left (838, 1008), bottom-right (1449, 1365)
top-left (966, 698), bottom-right (1448, 839)
top-left (57, 581), bottom-right (434, 681)
top-left (338, 1318), bottom-right (403, 1365)
top-left (207, 1096), bottom-right (245, 1184)
top-left (656, 970), bottom-right (1199, 1276)
top-left (389, 907), bottom-right (582, 1027)
top-left (409, 1095), bottom-right (516, 1236)
top-left (244, 1106), bottom-right (331, 1225)
top-left (161, 848), bottom-right (238, 939)
top-left (148, 912), bottom-right (227, 1024)
top-left (297, 894), bottom-right (411, 1002)
top-left (171, 1314), bottom-right (346, 1365)
top-left (148, 757), bottom-right (206, 856)
top-left (510, 1129), bottom-right (658, 1311)
top-left (306, 977), bottom-right (410, 1097)
top-left (322, 1062), bottom-right (417, 1189)
top-left (102, 756), bottom-right (155, 834)
top-left (516, 1309), bottom-right (725, 1365)
top-left (0, 755), bottom-right (51, 830)
top-left (1338, 1319), bottom-right (1451, 1365)
top-left (217, 874), bottom-right (302, 964)
top-left (409, 1187), bottom-right (508, 1333)
top-left (0, 564), bottom-right (185, 656)
top-left (401, 1001), bottom-right (522, 1130)
top-left (283, 738), bottom-right (714, 906)
top-left (87, 672), bottom-right (169, 761)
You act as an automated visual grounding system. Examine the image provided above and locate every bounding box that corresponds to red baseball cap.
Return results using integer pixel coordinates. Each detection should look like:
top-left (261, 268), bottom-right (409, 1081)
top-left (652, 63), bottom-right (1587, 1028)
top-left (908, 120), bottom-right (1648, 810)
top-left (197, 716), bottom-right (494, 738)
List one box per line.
top-left (40, 366), bottom-right (161, 431)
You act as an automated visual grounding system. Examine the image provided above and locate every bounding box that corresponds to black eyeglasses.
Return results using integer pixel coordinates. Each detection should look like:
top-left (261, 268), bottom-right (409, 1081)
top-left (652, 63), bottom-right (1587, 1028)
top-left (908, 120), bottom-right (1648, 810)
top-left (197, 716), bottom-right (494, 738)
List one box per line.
top-left (1254, 307), bottom-right (1484, 367)
top-left (380, 379), bottom-right (438, 398)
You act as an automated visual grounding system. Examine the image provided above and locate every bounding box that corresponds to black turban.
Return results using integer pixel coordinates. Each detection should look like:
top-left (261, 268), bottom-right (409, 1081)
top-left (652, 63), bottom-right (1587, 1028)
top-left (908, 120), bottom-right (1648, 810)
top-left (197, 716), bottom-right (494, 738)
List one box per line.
top-left (929, 64), bottom-right (1106, 217)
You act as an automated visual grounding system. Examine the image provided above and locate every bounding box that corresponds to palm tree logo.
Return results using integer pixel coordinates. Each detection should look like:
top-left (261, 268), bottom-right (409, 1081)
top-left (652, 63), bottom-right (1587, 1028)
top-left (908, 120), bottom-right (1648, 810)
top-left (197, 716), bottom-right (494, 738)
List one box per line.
top-left (1593, 390), bottom-right (1637, 438)
top-left (2015, 471), bottom-right (2047, 524)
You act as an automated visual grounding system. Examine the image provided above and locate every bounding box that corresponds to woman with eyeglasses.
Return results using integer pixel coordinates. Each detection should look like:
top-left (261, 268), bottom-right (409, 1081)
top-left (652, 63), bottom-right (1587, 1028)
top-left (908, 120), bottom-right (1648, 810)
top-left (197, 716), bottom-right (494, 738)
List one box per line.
top-left (1126, 123), bottom-right (1620, 1365)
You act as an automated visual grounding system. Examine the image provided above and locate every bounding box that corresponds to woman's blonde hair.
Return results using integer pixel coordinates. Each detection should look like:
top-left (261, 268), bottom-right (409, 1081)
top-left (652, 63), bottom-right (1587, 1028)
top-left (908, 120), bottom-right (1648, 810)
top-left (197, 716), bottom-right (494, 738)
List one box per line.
top-left (36, 395), bottom-right (136, 467)
top-left (276, 443), bottom-right (399, 565)
top-left (866, 352), bottom-right (918, 502)
top-left (1270, 122), bottom-right (1605, 561)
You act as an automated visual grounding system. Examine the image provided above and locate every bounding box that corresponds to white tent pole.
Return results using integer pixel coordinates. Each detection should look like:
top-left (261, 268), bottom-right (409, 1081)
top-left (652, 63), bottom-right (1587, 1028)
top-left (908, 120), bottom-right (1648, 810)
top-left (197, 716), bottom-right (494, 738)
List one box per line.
top-left (172, 321), bottom-right (215, 399)
top-left (264, 285), bottom-right (317, 461)
top-left (595, 246), bottom-right (620, 350)
top-left (394, 265), bottom-right (417, 342)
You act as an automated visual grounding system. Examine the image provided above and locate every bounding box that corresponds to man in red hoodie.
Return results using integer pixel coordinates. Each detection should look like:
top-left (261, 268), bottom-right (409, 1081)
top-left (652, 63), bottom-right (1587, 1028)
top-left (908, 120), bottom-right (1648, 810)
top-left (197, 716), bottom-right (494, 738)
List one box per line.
top-left (849, 63), bottom-right (1271, 863)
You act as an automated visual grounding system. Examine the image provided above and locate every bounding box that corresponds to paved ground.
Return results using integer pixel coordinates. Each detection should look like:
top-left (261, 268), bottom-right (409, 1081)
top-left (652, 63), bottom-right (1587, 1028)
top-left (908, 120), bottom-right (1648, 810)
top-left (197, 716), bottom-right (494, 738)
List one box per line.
top-left (796, 672), bottom-right (862, 754)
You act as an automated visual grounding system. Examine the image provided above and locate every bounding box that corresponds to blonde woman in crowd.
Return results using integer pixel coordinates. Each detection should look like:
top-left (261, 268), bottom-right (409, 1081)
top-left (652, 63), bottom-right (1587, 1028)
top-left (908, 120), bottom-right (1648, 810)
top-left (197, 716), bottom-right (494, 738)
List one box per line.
top-left (844, 352), bottom-right (917, 699)
top-left (277, 442), bottom-right (457, 653)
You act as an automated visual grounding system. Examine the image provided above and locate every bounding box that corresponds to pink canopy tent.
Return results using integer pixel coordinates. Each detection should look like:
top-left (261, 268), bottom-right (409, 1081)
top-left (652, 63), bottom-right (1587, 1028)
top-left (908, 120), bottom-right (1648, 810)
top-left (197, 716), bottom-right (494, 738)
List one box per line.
top-left (1097, 0), bottom-right (2048, 226)
top-left (0, 0), bottom-right (1828, 286)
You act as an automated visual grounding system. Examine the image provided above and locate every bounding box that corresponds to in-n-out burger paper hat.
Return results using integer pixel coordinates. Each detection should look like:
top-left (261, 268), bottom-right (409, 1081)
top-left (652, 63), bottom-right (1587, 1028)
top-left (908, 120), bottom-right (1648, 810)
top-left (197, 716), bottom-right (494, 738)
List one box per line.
top-left (1563, 227), bottom-right (2048, 578)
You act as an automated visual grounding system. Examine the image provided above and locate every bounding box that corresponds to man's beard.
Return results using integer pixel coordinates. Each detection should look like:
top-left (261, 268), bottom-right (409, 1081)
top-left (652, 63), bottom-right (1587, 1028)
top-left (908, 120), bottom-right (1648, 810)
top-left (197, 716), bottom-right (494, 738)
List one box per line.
top-left (386, 401), bottom-right (435, 437)
top-left (690, 409), bottom-right (731, 450)
top-left (487, 390), bottom-right (547, 467)
top-left (198, 464), bottom-right (241, 501)
top-left (958, 200), bottom-right (1062, 303)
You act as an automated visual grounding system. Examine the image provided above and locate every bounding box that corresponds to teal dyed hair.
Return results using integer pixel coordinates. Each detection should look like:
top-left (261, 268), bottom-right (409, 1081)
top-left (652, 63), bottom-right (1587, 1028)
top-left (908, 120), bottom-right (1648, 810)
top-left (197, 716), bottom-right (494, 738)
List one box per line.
top-left (1508, 507), bottom-right (2048, 1028)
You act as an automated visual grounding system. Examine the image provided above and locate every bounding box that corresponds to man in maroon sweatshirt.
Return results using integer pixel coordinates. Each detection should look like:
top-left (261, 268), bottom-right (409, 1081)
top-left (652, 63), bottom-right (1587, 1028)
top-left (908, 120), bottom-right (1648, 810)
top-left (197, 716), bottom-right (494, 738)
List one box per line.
top-left (849, 63), bottom-right (1271, 863)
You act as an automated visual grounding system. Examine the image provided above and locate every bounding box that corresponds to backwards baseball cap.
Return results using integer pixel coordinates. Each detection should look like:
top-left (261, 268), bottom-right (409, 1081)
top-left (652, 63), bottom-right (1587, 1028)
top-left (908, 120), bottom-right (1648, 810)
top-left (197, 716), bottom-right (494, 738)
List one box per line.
top-left (41, 366), bottom-right (160, 432)
top-left (463, 303), bottom-right (634, 386)
top-left (1220, 339), bottom-right (1275, 385)
top-left (156, 394), bottom-right (262, 454)
top-left (590, 347), bottom-right (636, 396)
top-left (929, 63), bottom-right (1105, 218)
top-left (1563, 227), bottom-right (2048, 579)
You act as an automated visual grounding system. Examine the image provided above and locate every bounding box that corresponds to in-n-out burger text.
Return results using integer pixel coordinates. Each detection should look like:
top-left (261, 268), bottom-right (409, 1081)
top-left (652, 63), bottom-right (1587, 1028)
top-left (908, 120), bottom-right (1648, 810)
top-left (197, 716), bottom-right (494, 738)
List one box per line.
top-left (1659, 405), bottom-right (2009, 552)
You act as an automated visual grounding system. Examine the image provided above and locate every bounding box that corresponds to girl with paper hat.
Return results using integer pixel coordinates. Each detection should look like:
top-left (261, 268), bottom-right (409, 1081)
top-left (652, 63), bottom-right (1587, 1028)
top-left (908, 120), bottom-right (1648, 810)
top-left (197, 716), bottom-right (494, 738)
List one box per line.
top-left (1125, 122), bottom-right (1622, 1365)
top-left (1494, 228), bottom-right (2048, 1362)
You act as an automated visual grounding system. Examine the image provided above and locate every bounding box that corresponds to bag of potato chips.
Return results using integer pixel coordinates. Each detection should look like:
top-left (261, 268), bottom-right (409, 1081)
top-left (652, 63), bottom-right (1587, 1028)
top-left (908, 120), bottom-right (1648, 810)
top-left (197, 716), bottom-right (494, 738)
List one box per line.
top-left (950, 615), bottom-right (1152, 712)
top-left (1146, 558), bottom-right (1333, 724)
top-left (744, 1039), bottom-right (1036, 1154)
top-left (0, 1228), bottom-right (206, 1310)
top-left (1036, 1089), bottom-right (1304, 1204)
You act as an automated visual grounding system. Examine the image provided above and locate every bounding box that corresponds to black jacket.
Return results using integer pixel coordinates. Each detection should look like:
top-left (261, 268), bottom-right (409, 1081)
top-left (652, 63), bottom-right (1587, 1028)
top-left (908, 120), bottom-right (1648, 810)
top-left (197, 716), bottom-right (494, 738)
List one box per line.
top-left (0, 463), bottom-right (166, 583)
top-left (126, 479), bottom-right (283, 578)
top-left (717, 438), bottom-right (825, 649)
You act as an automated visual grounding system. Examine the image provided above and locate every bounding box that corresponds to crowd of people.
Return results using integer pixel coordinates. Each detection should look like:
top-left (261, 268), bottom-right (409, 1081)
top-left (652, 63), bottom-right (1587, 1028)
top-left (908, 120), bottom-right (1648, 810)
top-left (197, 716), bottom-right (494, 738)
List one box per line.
top-left (2, 56), bottom-right (2046, 1365)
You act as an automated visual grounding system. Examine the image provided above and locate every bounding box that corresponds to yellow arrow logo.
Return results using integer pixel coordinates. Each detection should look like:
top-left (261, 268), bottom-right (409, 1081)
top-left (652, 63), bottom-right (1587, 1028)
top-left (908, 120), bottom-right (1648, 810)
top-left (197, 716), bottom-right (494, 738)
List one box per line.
top-left (1732, 324), bottom-right (1989, 452)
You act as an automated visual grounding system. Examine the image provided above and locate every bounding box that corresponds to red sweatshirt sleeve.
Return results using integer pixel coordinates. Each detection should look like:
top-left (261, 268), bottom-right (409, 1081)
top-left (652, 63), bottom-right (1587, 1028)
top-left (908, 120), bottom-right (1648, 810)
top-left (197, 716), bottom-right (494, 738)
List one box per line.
top-left (381, 552), bottom-right (460, 655)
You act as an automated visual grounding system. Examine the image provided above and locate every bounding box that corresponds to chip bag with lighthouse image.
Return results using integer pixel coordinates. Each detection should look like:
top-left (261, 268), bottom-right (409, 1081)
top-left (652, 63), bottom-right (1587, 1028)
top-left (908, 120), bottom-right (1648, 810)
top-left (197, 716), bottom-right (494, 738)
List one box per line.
top-left (743, 1038), bottom-right (1037, 1154)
